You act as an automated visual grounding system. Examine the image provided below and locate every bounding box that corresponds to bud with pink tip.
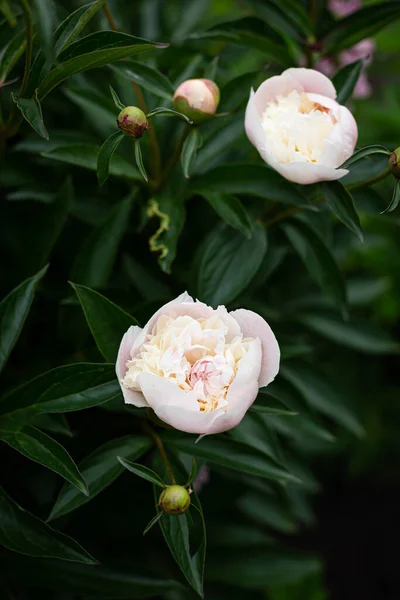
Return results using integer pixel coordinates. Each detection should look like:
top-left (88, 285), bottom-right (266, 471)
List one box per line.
top-left (173, 78), bottom-right (220, 123)
top-left (117, 106), bottom-right (148, 138)
top-left (389, 148), bottom-right (400, 179)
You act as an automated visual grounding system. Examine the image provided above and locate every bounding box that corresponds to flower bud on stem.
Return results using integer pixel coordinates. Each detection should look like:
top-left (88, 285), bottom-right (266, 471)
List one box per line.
top-left (159, 485), bottom-right (191, 515)
top-left (173, 79), bottom-right (220, 124)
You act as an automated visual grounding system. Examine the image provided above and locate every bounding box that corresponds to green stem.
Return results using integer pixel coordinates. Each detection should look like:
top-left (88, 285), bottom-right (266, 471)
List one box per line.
top-left (18, 0), bottom-right (33, 98)
top-left (157, 125), bottom-right (190, 189)
top-left (144, 423), bottom-right (176, 484)
top-left (3, 0), bottom-right (33, 141)
top-left (103, 2), bottom-right (161, 183)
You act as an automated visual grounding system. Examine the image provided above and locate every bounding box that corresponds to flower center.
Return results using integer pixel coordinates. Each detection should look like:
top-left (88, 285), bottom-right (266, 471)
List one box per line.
top-left (261, 90), bottom-right (336, 164)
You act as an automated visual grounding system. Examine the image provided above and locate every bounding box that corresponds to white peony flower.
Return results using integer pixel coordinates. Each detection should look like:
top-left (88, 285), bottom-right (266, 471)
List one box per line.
top-left (116, 293), bottom-right (280, 436)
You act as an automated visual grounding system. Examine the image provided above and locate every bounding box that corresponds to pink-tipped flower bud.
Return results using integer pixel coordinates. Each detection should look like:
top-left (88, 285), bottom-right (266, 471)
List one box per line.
top-left (117, 106), bottom-right (148, 138)
top-left (173, 78), bottom-right (220, 124)
top-left (389, 148), bottom-right (400, 179)
top-left (159, 485), bottom-right (191, 515)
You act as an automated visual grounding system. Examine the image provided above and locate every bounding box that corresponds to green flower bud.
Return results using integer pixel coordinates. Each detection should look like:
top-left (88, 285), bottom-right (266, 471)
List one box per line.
top-left (117, 106), bottom-right (148, 138)
top-left (159, 485), bottom-right (191, 515)
top-left (173, 78), bottom-right (220, 124)
top-left (389, 148), bottom-right (400, 179)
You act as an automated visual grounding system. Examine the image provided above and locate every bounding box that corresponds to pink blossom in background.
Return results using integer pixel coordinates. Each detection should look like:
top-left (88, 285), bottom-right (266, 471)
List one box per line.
top-left (193, 466), bottom-right (210, 493)
top-left (329, 0), bottom-right (361, 17)
top-left (316, 1), bottom-right (375, 99)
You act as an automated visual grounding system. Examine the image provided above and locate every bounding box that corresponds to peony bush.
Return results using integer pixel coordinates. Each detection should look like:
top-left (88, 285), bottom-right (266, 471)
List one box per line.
top-left (0, 1), bottom-right (399, 599)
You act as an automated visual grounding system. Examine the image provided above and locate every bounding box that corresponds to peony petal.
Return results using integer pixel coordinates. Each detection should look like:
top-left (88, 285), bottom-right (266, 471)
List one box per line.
top-left (116, 326), bottom-right (148, 407)
top-left (252, 74), bottom-right (304, 114)
top-left (230, 310), bottom-right (279, 387)
top-left (215, 305), bottom-right (242, 341)
top-left (261, 153), bottom-right (349, 184)
top-left (139, 372), bottom-right (200, 411)
top-left (129, 292), bottom-right (214, 360)
top-left (337, 105), bottom-right (358, 163)
top-left (283, 67), bottom-right (337, 99)
top-left (138, 372), bottom-right (225, 434)
top-left (245, 89), bottom-right (267, 149)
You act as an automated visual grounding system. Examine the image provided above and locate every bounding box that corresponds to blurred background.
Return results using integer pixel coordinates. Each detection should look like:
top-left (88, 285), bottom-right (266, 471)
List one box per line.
top-left (1, 0), bottom-right (400, 599)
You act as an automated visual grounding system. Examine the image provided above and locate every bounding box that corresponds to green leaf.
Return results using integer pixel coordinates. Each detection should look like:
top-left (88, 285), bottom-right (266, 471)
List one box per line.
top-left (163, 432), bottom-right (299, 483)
top-left (111, 60), bottom-right (174, 101)
top-left (186, 458), bottom-right (198, 487)
top-left (147, 192), bottom-right (185, 274)
top-left (204, 55), bottom-right (219, 80)
top-left (341, 153), bottom-right (390, 188)
top-left (248, 0), bottom-right (312, 37)
top-left (26, 0), bottom-right (107, 94)
top-left (134, 139), bottom-right (148, 182)
top-left (298, 312), bottom-right (400, 354)
top-left (0, 266), bottom-right (47, 374)
top-left (238, 490), bottom-right (297, 535)
top-left (70, 283), bottom-right (138, 362)
top-left (322, 181), bottom-right (363, 242)
top-left (153, 452), bottom-right (205, 598)
top-left (191, 163), bottom-right (314, 208)
top-left (49, 435), bottom-right (152, 521)
top-left (218, 72), bottom-right (259, 113)
top-left (187, 504), bottom-right (204, 558)
top-left (281, 219), bottom-right (347, 314)
top-left (332, 59), bottom-right (364, 104)
top-left (55, 0), bottom-right (106, 55)
top-left (382, 179), bottom-right (400, 214)
top-left (200, 191), bottom-right (253, 238)
top-left (0, 486), bottom-right (96, 563)
top-left (0, 425), bottom-right (88, 494)
top-left (196, 221), bottom-right (267, 306)
top-left (12, 91), bottom-right (49, 139)
top-left (281, 365), bottom-right (364, 437)
top-left (0, 363), bottom-right (119, 420)
top-left (323, 2), bottom-right (400, 54)
top-left (181, 127), bottom-right (201, 178)
top-left (207, 547), bottom-right (320, 588)
top-left (0, 29), bottom-right (26, 83)
top-left (71, 194), bottom-right (133, 288)
top-left (118, 457), bottom-right (166, 488)
top-left (21, 179), bottom-right (72, 274)
top-left (146, 106), bottom-right (193, 124)
top-left (229, 411), bottom-right (283, 463)
top-left (340, 145), bottom-right (390, 169)
top-left (43, 143), bottom-right (140, 181)
top-left (249, 390), bottom-right (299, 416)
top-left (143, 511), bottom-right (163, 535)
top-left (109, 84), bottom-right (124, 110)
top-left (0, 555), bottom-right (181, 596)
top-left (97, 130), bottom-right (125, 186)
top-left (0, 0), bottom-right (17, 27)
top-left (191, 17), bottom-right (292, 66)
top-left (37, 31), bottom-right (168, 100)
top-left (32, 0), bottom-right (56, 62)
top-left (31, 413), bottom-right (73, 438)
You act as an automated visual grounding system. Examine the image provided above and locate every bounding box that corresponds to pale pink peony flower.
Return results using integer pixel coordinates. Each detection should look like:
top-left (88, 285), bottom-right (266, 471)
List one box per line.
top-left (116, 292), bottom-right (280, 436)
top-left (245, 68), bottom-right (358, 185)
top-left (193, 465), bottom-right (210, 493)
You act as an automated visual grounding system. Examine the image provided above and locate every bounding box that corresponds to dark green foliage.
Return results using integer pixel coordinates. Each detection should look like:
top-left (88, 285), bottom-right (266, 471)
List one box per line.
top-left (0, 1), bottom-right (399, 599)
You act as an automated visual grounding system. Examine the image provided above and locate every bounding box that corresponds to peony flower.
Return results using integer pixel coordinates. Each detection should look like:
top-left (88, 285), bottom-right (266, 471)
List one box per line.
top-left (116, 292), bottom-right (280, 436)
top-left (245, 68), bottom-right (358, 185)
top-left (329, 0), bottom-right (361, 17)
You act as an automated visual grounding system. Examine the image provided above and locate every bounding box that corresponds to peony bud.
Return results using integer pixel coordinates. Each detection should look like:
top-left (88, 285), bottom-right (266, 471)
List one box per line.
top-left (173, 79), bottom-right (220, 123)
top-left (159, 485), bottom-right (191, 515)
top-left (389, 148), bottom-right (400, 179)
top-left (117, 106), bottom-right (148, 138)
